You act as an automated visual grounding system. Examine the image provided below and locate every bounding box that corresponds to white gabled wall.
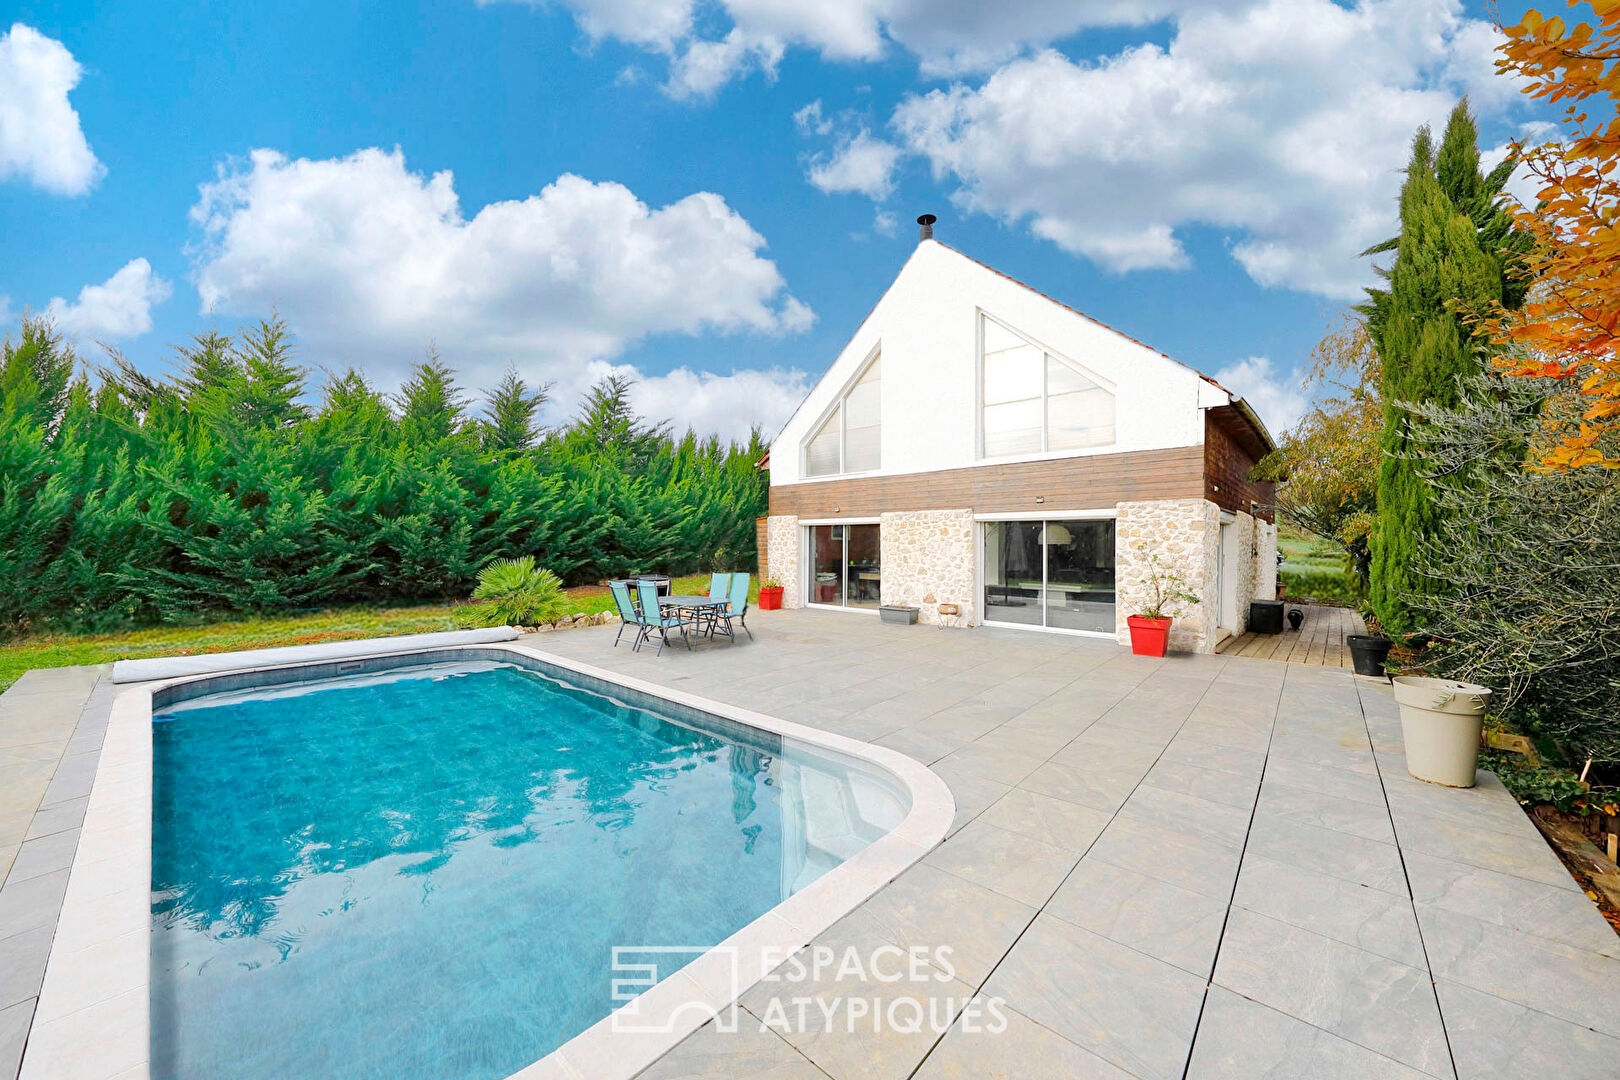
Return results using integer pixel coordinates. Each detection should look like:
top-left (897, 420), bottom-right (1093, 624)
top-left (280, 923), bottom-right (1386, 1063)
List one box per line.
top-left (770, 241), bottom-right (1221, 486)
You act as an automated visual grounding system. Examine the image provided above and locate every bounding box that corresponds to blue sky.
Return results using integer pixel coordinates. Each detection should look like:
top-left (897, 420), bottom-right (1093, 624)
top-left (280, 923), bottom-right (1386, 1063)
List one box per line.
top-left (1, 0), bottom-right (1551, 440)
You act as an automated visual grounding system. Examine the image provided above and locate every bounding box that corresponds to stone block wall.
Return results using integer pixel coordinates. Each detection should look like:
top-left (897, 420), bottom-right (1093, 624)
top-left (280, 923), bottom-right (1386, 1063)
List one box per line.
top-left (1231, 509), bottom-right (1256, 635)
top-left (1115, 498), bottom-right (1220, 653)
top-left (879, 509), bottom-right (975, 626)
top-left (1253, 519), bottom-right (1278, 601)
top-left (764, 515), bottom-right (801, 608)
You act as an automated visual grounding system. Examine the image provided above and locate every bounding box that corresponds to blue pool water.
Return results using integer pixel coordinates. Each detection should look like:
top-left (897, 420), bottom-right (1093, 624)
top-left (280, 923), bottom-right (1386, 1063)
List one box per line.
top-left (150, 659), bottom-right (904, 1080)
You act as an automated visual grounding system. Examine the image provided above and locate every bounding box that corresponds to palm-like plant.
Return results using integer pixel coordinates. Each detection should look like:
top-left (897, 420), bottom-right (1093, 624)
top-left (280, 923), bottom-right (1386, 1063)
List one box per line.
top-left (468, 556), bottom-right (566, 627)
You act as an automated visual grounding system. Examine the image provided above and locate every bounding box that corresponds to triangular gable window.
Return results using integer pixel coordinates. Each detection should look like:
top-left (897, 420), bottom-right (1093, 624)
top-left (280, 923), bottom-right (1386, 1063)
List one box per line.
top-left (981, 315), bottom-right (1113, 456)
top-left (803, 354), bottom-right (880, 476)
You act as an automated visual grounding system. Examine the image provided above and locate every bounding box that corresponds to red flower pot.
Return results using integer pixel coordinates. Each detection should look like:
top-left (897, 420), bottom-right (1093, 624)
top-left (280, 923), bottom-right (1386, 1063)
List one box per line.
top-left (1126, 615), bottom-right (1173, 657)
top-left (758, 586), bottom-right (784, 610)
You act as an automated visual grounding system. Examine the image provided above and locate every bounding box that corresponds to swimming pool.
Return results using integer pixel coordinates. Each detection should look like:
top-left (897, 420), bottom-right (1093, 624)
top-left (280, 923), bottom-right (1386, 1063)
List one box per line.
top-left (140, 652), bottom-right (924, 1080)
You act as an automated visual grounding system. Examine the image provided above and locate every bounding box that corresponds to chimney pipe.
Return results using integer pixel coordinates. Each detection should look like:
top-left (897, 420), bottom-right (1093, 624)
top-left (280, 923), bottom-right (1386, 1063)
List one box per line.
top-left (917, 213), bottom-right (936, 241)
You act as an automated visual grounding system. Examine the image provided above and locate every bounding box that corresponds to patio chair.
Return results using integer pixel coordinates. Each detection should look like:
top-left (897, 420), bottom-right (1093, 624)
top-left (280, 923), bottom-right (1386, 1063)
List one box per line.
top-left (635, 579), bottom-right (692, 655)
top-left (608, 580), bottom-right (643, 648)
top-left (714, 572), bottom-right (752, 642)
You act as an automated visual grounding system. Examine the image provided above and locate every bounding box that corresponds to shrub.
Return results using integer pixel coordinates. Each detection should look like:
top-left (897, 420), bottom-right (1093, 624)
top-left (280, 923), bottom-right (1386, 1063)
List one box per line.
top-left (467, 557), bottom-right (566, 627)
top-left (1405, 373), bottom-right (1620, 766)
top-left (1279, 567), bottom-right (1365, 606)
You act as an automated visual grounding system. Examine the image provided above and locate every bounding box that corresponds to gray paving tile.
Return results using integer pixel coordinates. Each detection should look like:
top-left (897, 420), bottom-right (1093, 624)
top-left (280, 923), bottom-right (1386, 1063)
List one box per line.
top-left (1233, 855), bottom-right (1426, 968)
top-left (1261, 757), bottom-right (1388, 807)
top-left (974, 788), bottom-right (1111, 854)
top-left (1404, 850), bottom-right (1620, 958)
top-left (1119, 783), bottom-right (1251, 845)
top-left (855, 863), bottom-right (1037, 986)
top-left (0, 996), bottom-right (33, 1080)
top-left (1255, 780), bottom-right (1396, 844)
top-left (1435, 977), bottom-right (1620, 1080)
top-left (984, 913), bottom-right (1206, 1080)
top-left (0, 868), bottom-right (69, 936)
top-left (872, 726), bottom-right (961, 765)
top-left (21, 796), bottom-right (88, 842)
top-left (636, 1017), bottom-right (824, 1080)
top-left (1187, 986), bottom-right (1436, 1080)
top-left (922, 821), bottom-right (1075, 907)
top-left (1019, 760), bottom-right (1142, 814)
top-left (1416, 903), bottom-right (1620, 1038)
top-left (925, 761), bottom-right (1012, 838)
top-left (1391, 809), bottom-right (1576, 891)
top-left (1155, 740), bottom-right (1266, 779)
top-left (1213, 908), bottom-right (1452, 1077)
top-left (4, 828), bottom-right (80, 885)
top-left (1084, 814), bottom-right (1243, 899)
top-left (1243, 815), bottom-right (1409, 896)
top-left (935, 742), bottom-right (1046, 786)
top-left (913, 1003), bottom-right (1134, 1080)
top-left (0, 923), bottom-right (53, 1010)
top-left (1137, 760), bottom-right (1258, 810)
top-left (1047, 858), bottom-right (1227, 976)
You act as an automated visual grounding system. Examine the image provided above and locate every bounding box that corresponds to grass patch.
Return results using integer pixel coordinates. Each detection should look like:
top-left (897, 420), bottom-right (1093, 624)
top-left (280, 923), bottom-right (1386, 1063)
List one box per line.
top-left (0, 572), bottom-right (757, 692)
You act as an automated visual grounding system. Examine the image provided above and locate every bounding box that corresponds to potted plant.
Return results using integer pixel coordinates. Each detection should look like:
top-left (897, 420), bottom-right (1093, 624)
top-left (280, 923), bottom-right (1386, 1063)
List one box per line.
top-left (758, 577), bottom-right (785, 610)
top-left (1125, 542), bottom-right (1200, 658)
top-left (1346, 633), bottom-right (1393, 677)
top-left (1391, 676), bottom-right (1493, 787)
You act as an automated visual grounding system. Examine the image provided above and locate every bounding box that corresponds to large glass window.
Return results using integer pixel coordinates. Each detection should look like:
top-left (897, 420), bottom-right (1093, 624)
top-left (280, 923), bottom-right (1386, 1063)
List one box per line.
top-left (981, 315), bottom-right (1114, 457)
top-left (984, 519), bottom-right (1115, 633)
top-left (806, 524), bottom-right (881, 609)
top-left (803, 356), bottom-right (881, 477)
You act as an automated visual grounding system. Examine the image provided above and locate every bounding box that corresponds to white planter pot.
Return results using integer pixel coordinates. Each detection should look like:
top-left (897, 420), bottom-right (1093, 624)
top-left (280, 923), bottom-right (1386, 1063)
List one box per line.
top-left (1391, 676), bottom-right (1493, 788)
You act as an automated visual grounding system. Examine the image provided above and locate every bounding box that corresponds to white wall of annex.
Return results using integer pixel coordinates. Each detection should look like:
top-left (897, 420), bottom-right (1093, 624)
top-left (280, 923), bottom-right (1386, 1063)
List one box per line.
top-left (769, 241), bottom-right (1220, 488)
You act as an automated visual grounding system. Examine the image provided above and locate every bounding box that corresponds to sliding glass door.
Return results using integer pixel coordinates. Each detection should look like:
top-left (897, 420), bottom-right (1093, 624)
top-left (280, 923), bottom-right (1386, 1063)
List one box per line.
top-left (984, 519), bottom-right (1115, 633)
top-left (806, 524), bottom-right (881, 609)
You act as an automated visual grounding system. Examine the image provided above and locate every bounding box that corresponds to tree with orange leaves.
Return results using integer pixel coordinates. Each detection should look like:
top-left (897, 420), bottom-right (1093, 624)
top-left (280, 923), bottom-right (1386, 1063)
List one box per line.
top-left (1493, 1), bottom-right (1620, 469)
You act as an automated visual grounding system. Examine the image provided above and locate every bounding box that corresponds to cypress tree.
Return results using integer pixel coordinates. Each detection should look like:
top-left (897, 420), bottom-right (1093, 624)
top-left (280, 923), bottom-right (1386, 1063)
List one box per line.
top-left (481, 369), bottom-right (548, 453)
top-left (1364, 102), bottom-right (1513, 634)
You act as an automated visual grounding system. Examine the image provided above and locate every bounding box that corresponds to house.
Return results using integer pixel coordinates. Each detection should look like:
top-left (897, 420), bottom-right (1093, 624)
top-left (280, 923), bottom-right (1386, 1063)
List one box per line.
top-left (760, 216), bottom-right (1278, 653)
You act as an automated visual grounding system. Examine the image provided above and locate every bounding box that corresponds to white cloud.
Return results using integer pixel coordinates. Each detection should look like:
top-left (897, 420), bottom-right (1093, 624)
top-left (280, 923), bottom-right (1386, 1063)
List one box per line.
top-left (1213, 355), bottom-right (1307, 436)
top-left (890, 0), bottom-right (1511, 298)
top-left (0, 23), bottom-right (103, 196)
top-left (793, 99), bottom-right (832, 135)
top-left (571, 359), bottom-right (811, 442)
top-left (498, 0), bottom-right (1252, 96)
top-left (665, 28), bottom-right (784, 99)
top-left (186, 147), bottom-right (813, 425)
top-left (807, 129), bottom-right (901, 199)
top-left (44, 259), bottom-right (171, 341)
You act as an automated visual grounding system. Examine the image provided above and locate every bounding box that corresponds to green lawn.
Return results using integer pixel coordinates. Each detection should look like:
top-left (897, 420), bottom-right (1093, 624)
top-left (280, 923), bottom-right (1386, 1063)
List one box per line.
top-left (0, 573), bottom-right (752, 692)
top-left (1278, 528), bottom-right (1364, 604)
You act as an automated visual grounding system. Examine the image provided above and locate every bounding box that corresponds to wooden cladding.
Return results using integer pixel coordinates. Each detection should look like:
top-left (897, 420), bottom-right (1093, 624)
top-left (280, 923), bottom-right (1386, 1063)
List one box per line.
top-left (768, 445), bottom-right (1205, 518)
top-left (1204, 408), bottom-right (1276, 523)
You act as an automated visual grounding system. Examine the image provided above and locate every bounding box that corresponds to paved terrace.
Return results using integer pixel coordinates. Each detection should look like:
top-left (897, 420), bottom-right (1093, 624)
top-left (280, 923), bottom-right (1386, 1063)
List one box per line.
top-left (537, 609), bottom-right (1620, 1080)
top-left (1, 610), bottom-right (1616, 1079)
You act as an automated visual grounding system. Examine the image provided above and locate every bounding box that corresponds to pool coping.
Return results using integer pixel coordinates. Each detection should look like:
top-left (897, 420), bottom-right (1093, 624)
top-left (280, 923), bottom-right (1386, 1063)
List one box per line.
top-left (18, 641), bottom-right (956, 1080)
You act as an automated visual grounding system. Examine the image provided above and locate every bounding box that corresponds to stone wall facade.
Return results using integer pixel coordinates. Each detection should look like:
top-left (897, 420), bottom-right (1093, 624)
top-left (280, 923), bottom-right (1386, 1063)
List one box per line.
top-left (1253, 519), bottom-right (1278, 601)
top-left (1115, 498), bottom-right (1220, 653)
top-left (879, 509), bottom-right (975, 626)
top-left (763, 514), bottom-right (801, 609)
top-left (1231, 509), bottom-right (1257, 636)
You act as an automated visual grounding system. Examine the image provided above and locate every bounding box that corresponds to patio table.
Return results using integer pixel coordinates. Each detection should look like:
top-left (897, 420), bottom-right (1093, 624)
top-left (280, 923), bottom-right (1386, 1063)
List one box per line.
top-left (659, 595), bottom-right (731, 639)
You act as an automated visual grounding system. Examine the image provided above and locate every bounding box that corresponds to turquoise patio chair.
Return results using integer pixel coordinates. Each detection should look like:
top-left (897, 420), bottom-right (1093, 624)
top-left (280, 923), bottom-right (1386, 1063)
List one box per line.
top-left (608, 580), bottom-right (644, 648)
top-left (636, 579), bottom-right (692, 655)
top-left (715, 572), bottom-right (752, 642)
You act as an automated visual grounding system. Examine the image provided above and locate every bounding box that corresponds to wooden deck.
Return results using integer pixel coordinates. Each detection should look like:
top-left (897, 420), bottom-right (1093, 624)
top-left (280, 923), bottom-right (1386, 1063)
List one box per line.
top-left (1215, 602), bottom-right (1367, 669)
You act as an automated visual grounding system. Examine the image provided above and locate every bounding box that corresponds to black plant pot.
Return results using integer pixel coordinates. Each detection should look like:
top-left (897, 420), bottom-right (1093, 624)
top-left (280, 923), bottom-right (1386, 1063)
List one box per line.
top-left (1346, 634), bottom-right (1394, 677)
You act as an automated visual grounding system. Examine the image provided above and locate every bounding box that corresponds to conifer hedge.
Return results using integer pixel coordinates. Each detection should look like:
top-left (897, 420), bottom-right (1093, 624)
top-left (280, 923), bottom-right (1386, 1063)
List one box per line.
top-left (0, 317), bottom-right (768, 632)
